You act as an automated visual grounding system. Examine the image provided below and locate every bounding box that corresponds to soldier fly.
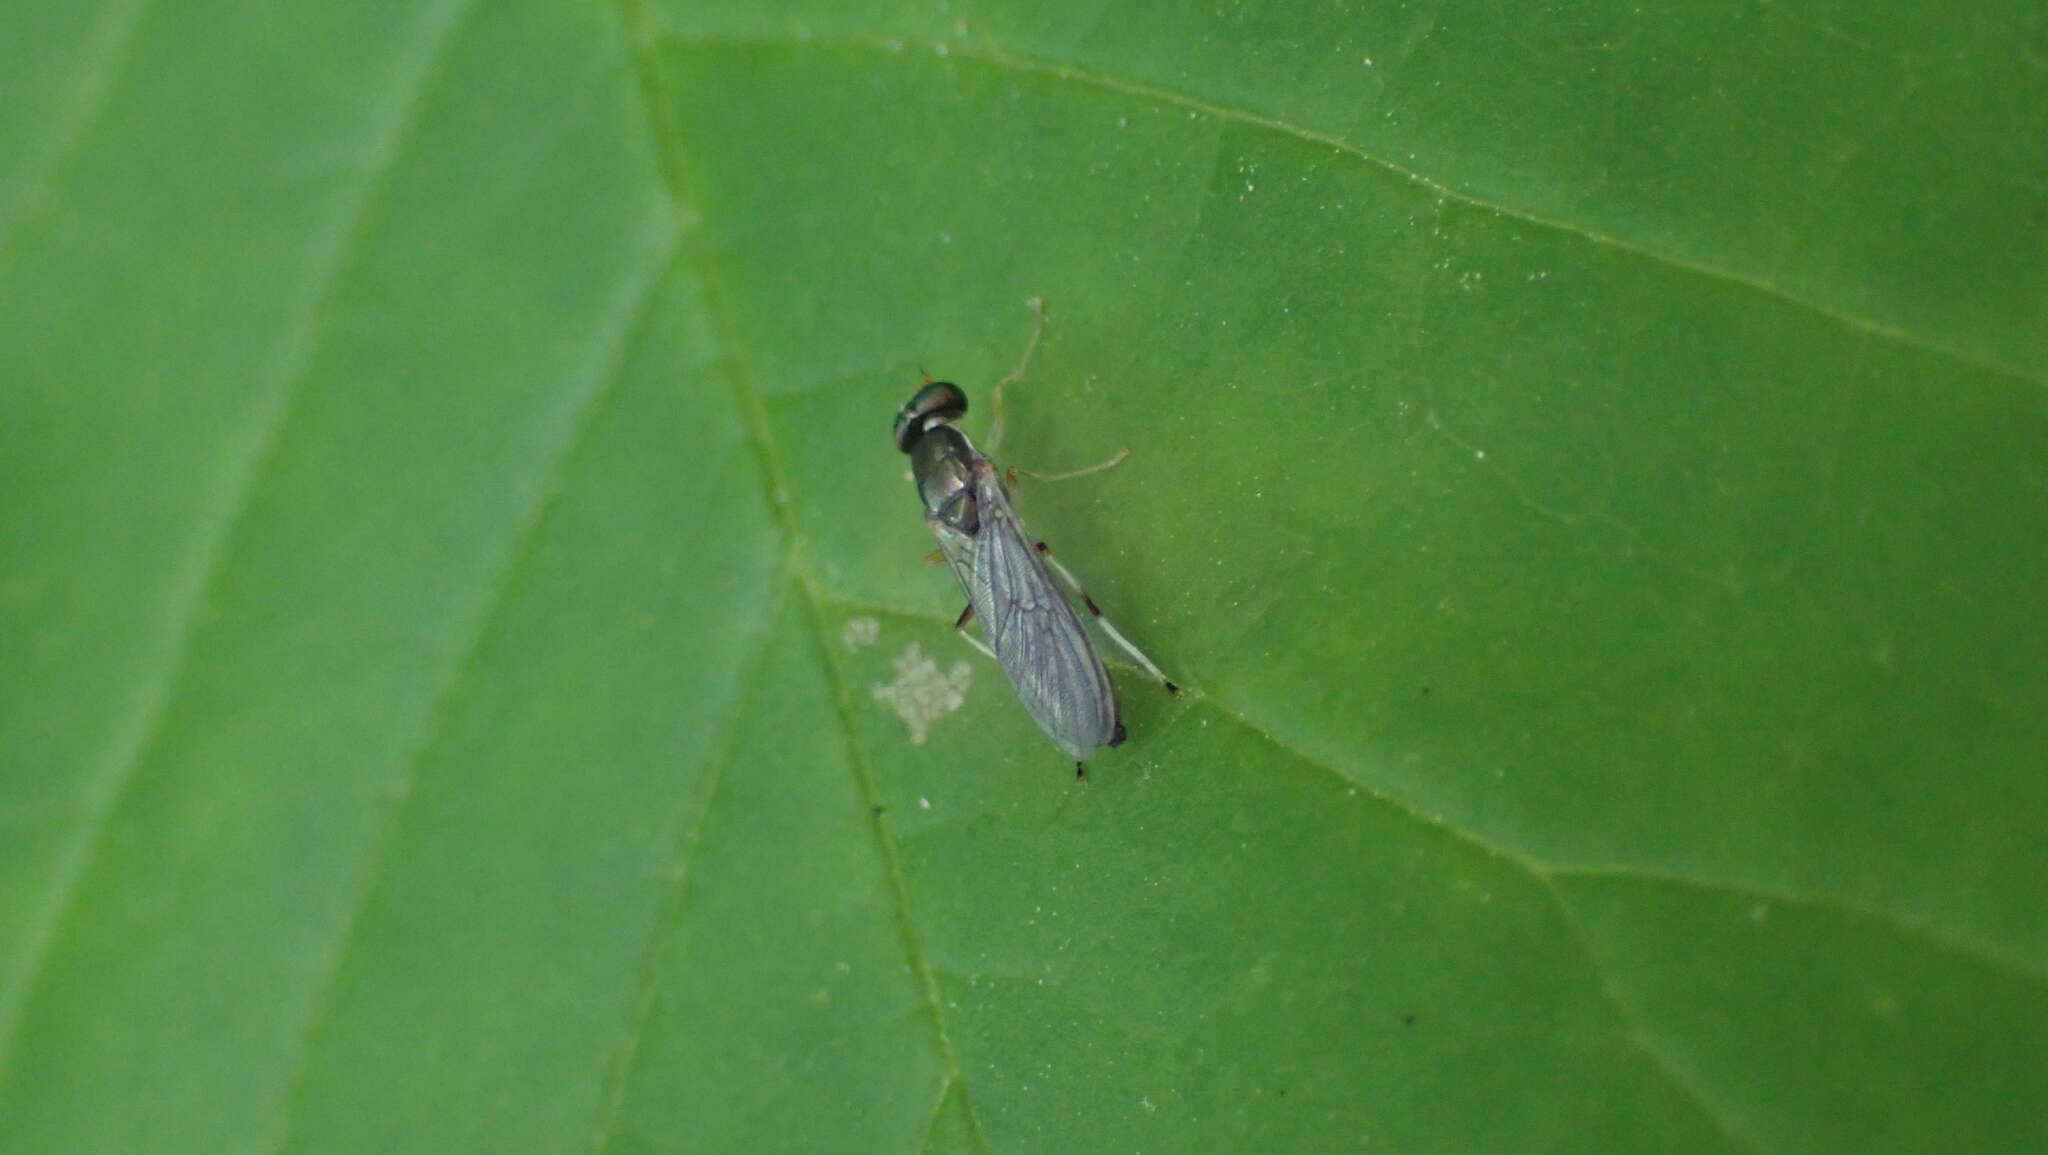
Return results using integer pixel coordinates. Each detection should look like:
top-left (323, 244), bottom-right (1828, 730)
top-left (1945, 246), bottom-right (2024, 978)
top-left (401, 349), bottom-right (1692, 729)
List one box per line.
top-left (893, 298), bottom-right (1178, 779)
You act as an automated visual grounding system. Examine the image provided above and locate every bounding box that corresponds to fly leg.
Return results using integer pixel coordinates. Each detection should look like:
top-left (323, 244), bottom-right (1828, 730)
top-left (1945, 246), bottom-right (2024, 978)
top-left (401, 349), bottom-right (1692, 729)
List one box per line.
top-left (1075, 719), bottom-right (1124, 782)
top-left (1032, 541), bottom-right (1181, 695)
top-left (985, 296), bottom-right (1047, 456)
top-left (951, 602), bottom-right (997, 662)
top-left (985, 297), bottom-right (1124, 484)
top-left (1004, 447), bottom-right (1129, 491)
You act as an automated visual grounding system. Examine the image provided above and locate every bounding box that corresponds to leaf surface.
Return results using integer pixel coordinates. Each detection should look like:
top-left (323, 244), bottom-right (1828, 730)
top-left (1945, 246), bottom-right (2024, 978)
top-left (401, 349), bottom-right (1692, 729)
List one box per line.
top-left (2, 1), bottom-right (2042, 1152)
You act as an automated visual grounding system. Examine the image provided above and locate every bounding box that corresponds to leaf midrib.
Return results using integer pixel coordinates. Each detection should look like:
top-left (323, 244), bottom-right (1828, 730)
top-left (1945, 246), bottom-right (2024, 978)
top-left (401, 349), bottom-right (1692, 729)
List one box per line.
top-left (610, 0), bottom-right (994, 1148)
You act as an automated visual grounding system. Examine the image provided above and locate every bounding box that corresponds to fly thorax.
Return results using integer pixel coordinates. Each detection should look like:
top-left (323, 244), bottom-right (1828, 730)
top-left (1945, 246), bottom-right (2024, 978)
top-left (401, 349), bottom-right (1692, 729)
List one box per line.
top-left (910, 425), bottom-right (981, 533)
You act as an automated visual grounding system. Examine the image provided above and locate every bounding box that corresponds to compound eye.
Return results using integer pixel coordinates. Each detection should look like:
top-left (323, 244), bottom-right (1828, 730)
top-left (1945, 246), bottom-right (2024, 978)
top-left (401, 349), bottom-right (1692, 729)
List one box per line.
top-left (892, 381), bottom-right (969, 452)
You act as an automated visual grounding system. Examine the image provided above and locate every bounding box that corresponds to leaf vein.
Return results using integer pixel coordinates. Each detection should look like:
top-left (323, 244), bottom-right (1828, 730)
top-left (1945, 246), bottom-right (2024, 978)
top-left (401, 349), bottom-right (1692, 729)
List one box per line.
top-left (1202, 700), bottom-right (1761, 1150)
top-left (611, 0), bottom-right (987, 1147)
top-left (1196, 693), bottom-right (2048, 989)
top-left (1550, 863), bottom-right (2048, 986)
top-left (1542, 881), bottom-right (1765, 1155)
top-left (821, 586), bottom-right (2048, 992)
top-left (0, 0), bottom-right (153, 266)
top-left (586, 576), bottom-right (790, 1155)
top-left (0, 0), bottom-right (482, 1081)
top-left (262, 224), bottom-right (680, 1155)
top-left (790, 579), bottom-right (995, 1155)
top-left (665, 29), bottom-right (2044, 390)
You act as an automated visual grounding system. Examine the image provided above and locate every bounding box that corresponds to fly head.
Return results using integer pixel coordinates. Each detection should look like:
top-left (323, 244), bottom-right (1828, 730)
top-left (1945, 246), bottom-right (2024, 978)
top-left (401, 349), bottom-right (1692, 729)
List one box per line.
top-left (893, 381), bottom-right (968, 453)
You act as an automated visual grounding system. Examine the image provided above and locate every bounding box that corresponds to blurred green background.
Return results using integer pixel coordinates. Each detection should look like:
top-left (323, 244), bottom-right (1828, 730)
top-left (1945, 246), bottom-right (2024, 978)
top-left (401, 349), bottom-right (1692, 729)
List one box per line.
top-left (3, 2), bottom-right (2044, 1152)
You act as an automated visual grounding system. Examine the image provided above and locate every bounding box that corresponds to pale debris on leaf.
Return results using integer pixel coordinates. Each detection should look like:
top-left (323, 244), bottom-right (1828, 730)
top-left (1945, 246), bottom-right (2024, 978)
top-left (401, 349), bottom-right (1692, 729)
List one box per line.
top-left (841, 615), bottom-right (880, 651)
top-left (871, 642), bottom-right (972, 745)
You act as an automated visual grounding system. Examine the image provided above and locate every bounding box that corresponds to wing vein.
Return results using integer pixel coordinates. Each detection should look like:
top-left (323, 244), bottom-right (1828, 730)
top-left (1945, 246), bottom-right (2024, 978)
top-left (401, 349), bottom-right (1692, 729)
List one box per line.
top-left (971, 470), bottom-right (1115, 756)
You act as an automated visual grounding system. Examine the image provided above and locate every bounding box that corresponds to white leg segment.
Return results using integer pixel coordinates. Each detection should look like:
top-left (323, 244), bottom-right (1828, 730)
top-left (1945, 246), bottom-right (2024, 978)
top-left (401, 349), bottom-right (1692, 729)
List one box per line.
top-left (956, 625), bottom-right (997, 662)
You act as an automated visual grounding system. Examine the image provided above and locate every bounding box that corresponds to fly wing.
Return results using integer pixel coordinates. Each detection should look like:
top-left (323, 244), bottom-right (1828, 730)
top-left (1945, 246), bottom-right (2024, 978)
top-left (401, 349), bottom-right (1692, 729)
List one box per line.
top-left (923, 513), bottom-right (983, 612)
top-left (969, 467), bottom-right (1118, 757)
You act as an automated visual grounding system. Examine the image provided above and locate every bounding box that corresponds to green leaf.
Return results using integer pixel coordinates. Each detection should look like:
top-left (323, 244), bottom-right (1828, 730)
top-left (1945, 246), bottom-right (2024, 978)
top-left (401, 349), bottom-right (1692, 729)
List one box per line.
top-left (3, 1), bottom-right (2042, 1153)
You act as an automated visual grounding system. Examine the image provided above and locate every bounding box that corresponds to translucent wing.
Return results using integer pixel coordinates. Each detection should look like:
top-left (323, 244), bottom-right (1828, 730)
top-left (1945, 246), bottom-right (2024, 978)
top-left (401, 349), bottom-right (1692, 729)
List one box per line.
top-left (923, 513), bottom-right (981, 614)
top-left (969, 465), bottom-right (1118, 757)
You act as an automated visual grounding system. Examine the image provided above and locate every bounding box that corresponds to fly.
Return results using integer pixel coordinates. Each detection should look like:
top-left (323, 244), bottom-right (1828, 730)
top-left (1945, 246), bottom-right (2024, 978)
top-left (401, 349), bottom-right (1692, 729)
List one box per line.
top-left (893, 298), bottom-right (1179, 780)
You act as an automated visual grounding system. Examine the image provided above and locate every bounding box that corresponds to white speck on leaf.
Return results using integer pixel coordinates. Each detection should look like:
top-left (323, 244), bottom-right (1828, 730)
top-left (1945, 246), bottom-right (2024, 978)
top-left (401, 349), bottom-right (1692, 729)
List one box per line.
top-left (841, 616), bottom-right (880, 651)
top-left (871, 643), bottom-right (972, 745)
